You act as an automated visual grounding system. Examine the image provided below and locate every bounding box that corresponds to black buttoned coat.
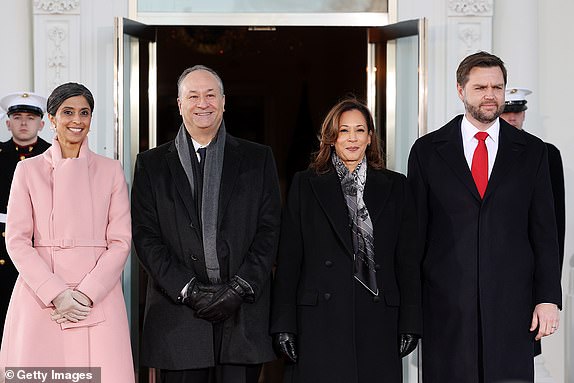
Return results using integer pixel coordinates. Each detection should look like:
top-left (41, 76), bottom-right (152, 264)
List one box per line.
top-left (0, 137), bottom-right (50, 343)
top-left (407, 115), bottom-right (562, 383)
top-left (270, 166), bottom-right (422, 383)
top-left (131, 131), bottom-right (281, 369)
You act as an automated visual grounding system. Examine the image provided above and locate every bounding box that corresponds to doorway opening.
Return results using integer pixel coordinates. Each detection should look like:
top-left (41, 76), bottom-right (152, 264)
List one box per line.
top-left (153, 25), bottom-right (368, 192)
top-left (118, 19), bottom-right (427, 383)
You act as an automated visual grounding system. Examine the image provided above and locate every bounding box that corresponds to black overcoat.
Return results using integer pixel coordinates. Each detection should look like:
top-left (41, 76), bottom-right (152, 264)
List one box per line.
top-left (131, 132), bottom-right (281, 369)
top-left (270, 166), bottom-right (422, 383)
top-left (0, 137), bottom-right (50, 342)
top-left (407, 115), bottom-right (562, 383)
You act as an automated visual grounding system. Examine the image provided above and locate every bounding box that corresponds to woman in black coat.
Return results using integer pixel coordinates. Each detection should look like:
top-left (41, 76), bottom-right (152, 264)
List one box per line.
top-left (270, 98), bottom-right (422, 382)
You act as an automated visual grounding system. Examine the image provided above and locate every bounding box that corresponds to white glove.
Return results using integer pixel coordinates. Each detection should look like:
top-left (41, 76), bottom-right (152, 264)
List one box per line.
top-left (72, 290), bottom-right (93, 307)
top-left (51, 289), bottom-right (91, 323)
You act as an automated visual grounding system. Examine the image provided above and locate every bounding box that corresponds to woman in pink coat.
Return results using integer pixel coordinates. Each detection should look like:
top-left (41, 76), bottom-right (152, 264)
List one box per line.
top-left (0, 83), bottom-right (134, 382)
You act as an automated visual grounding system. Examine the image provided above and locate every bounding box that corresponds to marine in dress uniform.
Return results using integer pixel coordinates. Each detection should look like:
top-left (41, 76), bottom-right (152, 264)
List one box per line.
top-left (0, 92), bottom-right (50, 342)
top-left (500, 87), bottom-right (566, 358)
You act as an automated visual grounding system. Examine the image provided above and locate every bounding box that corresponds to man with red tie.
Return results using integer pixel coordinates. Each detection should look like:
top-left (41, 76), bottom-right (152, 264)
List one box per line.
top-left (407, 51), bottom-right (561, 383)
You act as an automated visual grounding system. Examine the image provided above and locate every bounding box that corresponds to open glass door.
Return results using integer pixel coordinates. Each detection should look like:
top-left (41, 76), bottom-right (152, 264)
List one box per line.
top-left (369, 18), bottom-right (427, 383)
top-left (114, 17), bottom-right (157, 383)
top-left (369, 18), bottom-right (427, 174)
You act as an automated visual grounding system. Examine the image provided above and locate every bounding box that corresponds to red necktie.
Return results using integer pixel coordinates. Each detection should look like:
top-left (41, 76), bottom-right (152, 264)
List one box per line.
top-left (471, 132), bottom-right (489, 198)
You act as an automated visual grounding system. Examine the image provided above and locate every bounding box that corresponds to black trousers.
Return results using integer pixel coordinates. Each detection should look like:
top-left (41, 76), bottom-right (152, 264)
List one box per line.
top-left (160, 323), bottom-right (262, 383)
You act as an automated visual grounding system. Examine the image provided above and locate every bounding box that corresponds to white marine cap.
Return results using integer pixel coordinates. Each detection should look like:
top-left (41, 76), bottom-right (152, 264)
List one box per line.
top-left (504, 87), bottom-right (532, 113)
top-left (0, 91), bottom-right (47, 117)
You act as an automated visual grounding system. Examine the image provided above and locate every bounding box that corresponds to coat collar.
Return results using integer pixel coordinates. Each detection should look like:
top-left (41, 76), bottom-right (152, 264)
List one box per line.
top-left (167, 141), bottom-right (201, 231)
top-left (309, 166), bottom-right (394, 257)
top-left (44, 137), bottom-right (93, 168)
top-left (433, 115), bottom-right (526, 202)
top-left (484, 119), bottom-right (526, 199)
top-left (217, 134), bottom-right (243, 227)
top-left (165, 133), bottom-right (244, 231)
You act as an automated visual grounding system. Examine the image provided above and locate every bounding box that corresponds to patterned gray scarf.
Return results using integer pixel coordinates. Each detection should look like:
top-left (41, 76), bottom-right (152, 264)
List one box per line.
top-left (332, 153), bottom-right (378, 295)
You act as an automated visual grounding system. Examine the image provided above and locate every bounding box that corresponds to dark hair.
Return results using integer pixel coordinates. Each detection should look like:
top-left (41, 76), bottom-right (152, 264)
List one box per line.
top-left (177, 65), bottom-right (224, 96)
top-left (456, 51), bottom-right (507, 87)
top-left (47, 82), bottom-right (94, 115)
top-left (310, 97), bottom-right (384, 173)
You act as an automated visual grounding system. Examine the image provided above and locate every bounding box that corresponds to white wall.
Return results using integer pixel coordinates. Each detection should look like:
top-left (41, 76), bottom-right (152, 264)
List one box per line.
top-left (538, 1), bottom-right (574, 381)
top-left (0, 0), bottom-right (43, 143)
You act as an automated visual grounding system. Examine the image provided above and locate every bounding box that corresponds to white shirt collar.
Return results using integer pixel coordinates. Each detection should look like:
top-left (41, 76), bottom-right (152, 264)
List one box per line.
top-left (461, 115), bottom-right (500, 144)
top-left (191, 137), bottom-right (208, 152)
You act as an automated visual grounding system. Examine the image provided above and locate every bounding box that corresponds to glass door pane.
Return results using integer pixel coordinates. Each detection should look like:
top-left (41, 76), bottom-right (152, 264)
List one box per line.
top-left (369, 18), bottom-right (427, 175)
top-left (114, 17), bottom-right (156, 382)
top-left (369, 18), bottom-right (427, 383)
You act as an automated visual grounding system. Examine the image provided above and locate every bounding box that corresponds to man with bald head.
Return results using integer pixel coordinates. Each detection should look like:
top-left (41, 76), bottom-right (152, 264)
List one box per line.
top-left (131, 65), bottom-right (281, 383)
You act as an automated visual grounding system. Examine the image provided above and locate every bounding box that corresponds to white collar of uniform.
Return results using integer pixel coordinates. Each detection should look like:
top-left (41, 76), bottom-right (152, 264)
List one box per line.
top-left (461, 114), bottom-right (500, 145)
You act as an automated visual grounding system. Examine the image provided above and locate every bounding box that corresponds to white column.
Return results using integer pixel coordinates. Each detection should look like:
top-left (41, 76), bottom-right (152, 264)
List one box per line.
top-left (445, 0), bottom-right (494, 119)
top-left (492, 0), bottom-right (540, 134)
top-left (32, 0), bottom-right (81, 145)
top-left (33, 0), bottom-right (81, 97)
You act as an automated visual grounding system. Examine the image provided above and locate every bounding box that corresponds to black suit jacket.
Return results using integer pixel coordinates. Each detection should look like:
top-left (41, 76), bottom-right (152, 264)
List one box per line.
top-left (131, 131), bottom-right (281, 369)
top-left (271, 166), bottom-right (421, 382)
top-left (407, 115), bottom-right (561, 383)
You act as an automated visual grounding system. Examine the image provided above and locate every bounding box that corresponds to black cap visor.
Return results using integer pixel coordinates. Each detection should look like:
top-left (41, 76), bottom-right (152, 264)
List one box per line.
top-left (503, 100), bottom-right (527, 113)
top-left (7, 104), bottom-right (44, 117)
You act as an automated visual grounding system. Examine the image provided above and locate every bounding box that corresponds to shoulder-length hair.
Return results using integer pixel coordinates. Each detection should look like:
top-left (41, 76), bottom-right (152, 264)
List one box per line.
top-left (309, 97), bottom-right (384, 173)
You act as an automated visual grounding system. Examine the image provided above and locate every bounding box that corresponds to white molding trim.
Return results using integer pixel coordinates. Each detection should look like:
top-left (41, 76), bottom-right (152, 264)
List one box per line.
top-left (33, 9), bottom-right (81, 99)
top-left (46, 24), bottom-right (68, 89)
top-left (447, 0), bottom-right (493, 16)
top-left (34, 0), bottom-right (80, 14)
top-left (134, 12), bottom-right (388, 26)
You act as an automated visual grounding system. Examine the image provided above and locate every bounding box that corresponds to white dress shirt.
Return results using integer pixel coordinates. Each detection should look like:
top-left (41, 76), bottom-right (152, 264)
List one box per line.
top-left (191, 137), bottom-right (208, 163)
top-left (460, 115), bottom-right (500, 178)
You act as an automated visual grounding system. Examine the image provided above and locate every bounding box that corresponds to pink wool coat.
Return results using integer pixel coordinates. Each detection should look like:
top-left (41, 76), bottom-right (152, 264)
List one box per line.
top-left (0, 138), bottom-right (134, 382)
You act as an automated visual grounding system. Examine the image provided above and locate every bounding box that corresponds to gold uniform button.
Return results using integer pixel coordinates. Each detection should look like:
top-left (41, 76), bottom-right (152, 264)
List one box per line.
top-left (20, 155), bottom-right (26, 161)
top-left (1, 231), bottom-right (4, 237)
top-left (0, 259), bottom-right (5, 266)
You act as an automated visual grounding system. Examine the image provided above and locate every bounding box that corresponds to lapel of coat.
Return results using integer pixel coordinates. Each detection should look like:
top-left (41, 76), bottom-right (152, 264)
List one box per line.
top-left (434, 116), bottom-right (482, 201)
top-left (310, 171), bottom-right (354, 256)
top-left (166, 142), bottom-right (201, 232)
top-left (484, 121), bottom-right (526, 199)
top-left (363, 168), bottom-right (393, 225)
top-left (218, 134), bottom-right (242, 227)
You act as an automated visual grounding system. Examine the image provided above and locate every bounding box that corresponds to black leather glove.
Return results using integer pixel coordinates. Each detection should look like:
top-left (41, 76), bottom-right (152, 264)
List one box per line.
top-left (273, 332), bottom-right (297, 364)
top-left (195, 279), bottom-right (246, 322)
top-left (183, 281), bottom-right (221, 312)
top-left (399, 333), bottom-right (420, 358)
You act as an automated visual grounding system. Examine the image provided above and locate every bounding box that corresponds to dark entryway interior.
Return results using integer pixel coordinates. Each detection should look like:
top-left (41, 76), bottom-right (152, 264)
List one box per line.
top-left (154, 25), bottom-right (368, 194)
